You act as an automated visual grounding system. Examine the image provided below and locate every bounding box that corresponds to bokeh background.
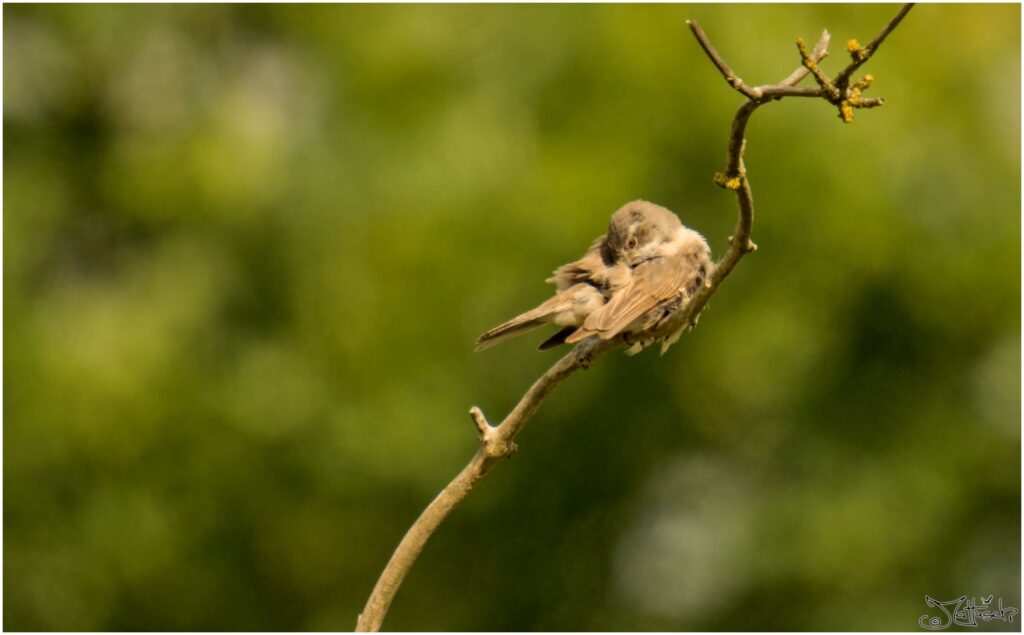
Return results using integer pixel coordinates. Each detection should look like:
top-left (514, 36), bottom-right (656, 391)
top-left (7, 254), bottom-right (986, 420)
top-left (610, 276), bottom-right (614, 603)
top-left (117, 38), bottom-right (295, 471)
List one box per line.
top-left (4, 3), bottom-right (1020, 631)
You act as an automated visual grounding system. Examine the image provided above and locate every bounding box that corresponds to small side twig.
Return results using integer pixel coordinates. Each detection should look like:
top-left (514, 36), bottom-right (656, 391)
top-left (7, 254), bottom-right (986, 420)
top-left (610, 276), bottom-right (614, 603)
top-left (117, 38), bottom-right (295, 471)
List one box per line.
top-left (355, 5), bottom-right (912, 631)
top-left (778, 32), bottom-right (831, 87)
top-left (797, 36), bottom-right (842, 100)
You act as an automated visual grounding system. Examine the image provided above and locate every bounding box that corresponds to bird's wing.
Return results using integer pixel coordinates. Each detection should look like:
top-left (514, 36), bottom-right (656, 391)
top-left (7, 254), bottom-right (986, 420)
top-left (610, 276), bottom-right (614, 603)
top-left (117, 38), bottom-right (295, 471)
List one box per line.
top-left (565, 254), bottom-right (687, 343)
top-left (546, 235), bottom-right (608, 290)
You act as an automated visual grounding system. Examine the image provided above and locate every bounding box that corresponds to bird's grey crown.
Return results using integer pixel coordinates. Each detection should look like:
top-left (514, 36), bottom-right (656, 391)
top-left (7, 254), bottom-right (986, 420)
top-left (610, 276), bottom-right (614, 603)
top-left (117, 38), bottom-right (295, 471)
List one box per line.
top-left (606, 199), bottom-right (685, 259)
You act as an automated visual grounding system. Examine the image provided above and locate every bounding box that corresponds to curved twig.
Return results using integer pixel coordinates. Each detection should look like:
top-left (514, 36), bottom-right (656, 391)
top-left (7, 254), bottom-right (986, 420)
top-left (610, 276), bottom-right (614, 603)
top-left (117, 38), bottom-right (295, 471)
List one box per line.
top-left (355, 5), bottom-right (912, 631)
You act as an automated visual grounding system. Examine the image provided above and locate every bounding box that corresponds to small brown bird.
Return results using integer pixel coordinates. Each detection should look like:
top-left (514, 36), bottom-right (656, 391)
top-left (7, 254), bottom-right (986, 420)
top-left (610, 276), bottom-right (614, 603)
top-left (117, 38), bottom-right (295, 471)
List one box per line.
top-left (475, 200), bottom-right (713, 355)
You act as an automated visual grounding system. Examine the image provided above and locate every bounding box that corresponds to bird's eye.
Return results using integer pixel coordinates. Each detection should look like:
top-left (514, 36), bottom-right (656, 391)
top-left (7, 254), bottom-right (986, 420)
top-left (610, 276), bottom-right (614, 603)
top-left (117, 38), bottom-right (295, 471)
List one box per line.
top-left (626, 236), bottom-right (638, 249)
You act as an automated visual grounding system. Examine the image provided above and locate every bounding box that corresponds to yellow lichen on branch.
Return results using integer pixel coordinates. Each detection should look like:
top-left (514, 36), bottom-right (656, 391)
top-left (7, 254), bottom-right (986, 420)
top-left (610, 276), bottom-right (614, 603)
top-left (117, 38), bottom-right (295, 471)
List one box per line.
top-left (713, 171), bottom-right (743, 190)
top-left (846, 38), bottom-right (870, 61)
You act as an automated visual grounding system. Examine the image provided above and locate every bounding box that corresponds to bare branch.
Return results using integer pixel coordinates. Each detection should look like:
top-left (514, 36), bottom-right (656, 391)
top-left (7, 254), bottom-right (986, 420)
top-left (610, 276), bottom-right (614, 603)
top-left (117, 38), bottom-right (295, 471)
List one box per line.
top-left (835, 3), bottom-right (915, 87)
top-left (355, 338), bottom-right (619, 632)
top-left (355, 6), bottom-right (913, 631)
top-left (688, 23), bottom-right (832, 104)
top-left (685, 20), bottom-right (764, 100)
top-left (789, 3), bottom-right (913, 122)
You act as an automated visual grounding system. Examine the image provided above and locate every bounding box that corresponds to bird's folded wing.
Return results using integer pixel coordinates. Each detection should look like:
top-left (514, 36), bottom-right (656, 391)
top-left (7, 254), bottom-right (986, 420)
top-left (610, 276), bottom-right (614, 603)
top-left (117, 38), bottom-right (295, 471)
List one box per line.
top-left (565, 254), bottom-right (686, 342)
top-left (546, 235), bottom-right (607, 289)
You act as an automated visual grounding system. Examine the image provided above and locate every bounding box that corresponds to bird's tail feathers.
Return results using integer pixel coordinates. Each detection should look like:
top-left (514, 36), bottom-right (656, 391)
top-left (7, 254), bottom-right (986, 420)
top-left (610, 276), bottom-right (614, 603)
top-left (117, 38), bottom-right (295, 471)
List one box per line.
top-left (537, 326), bottom-right (576, 351)
top-left (474, 313), bottom-right (547, 352)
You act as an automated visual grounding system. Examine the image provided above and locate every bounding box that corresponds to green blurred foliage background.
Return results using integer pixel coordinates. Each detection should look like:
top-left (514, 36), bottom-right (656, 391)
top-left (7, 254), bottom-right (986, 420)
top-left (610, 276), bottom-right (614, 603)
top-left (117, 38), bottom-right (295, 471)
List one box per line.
top-left (4, 3), bottom-right (1020, 631)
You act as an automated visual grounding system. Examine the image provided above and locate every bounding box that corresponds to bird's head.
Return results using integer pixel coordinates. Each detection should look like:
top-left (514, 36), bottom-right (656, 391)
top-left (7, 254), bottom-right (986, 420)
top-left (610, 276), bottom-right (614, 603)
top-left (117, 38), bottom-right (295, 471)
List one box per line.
top-left (607, 200), bottom-right (684, 266)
